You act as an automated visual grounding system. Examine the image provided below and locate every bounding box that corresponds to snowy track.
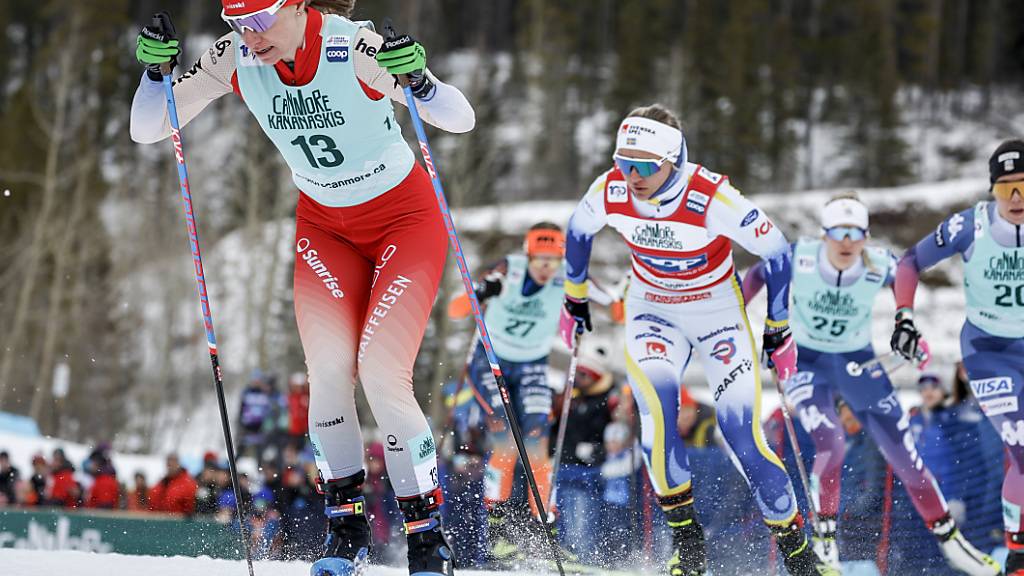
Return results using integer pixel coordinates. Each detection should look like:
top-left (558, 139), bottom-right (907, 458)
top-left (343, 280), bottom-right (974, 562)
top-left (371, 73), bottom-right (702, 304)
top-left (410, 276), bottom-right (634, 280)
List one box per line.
top-left (0, 549), bottom-right (571, 576)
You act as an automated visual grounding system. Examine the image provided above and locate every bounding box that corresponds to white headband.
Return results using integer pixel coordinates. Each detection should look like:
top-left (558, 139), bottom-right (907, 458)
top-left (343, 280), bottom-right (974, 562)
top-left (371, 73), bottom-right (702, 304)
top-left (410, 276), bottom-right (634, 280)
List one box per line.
top-left (615, 117), bottom-right (683, 162)
top-left (821, 198), bottom-right (869, 230)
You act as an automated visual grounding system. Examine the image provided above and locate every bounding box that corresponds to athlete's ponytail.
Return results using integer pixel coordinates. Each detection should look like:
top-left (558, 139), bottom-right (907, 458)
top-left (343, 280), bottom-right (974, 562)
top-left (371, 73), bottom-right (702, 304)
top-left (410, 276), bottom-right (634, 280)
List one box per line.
top-left (307, 0), bottom-right (356, 17)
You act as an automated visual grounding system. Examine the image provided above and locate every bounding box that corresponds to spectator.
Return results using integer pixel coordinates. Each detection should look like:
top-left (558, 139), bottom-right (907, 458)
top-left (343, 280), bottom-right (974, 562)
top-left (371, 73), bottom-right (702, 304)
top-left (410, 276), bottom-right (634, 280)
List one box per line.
top-left (149, 454), bottom-right (198, 515)
top-left (126, 471), bottom-right (150, 511)
top-left (195, 452), bottom-right (223, 515)
top-left (26, 454), bottom-right (49, 506)
top-left (677, 388), bottom-right (719, 448)
top-left (49, 448), bottom-right (81, 508)
top-left (85, 453), bottom-right (120, 509)
top-left (278, 447), bottom-right (323, 561)
top-left (600, 420), bottom-right (638, 567)
top-left (216, 472), bottom-right (253, 524)
top-left (0, 450), bottom-right (19, 506)
top-left (238, 369), bottom-right (275, 461)
top-left (552, 343), bottom-right (625, 564)
top-left (287, 372), bottom-right (310, 451)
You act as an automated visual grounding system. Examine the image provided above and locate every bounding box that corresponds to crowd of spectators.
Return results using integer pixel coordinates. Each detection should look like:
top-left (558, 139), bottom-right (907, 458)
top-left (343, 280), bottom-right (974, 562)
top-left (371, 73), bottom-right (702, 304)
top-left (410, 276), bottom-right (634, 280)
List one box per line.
top-left (0, 359), bottom-right (1009, 570)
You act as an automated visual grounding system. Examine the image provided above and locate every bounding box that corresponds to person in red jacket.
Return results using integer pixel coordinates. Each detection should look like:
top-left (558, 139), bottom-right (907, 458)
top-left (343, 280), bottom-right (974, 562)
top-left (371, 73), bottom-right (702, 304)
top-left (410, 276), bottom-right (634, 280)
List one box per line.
top-left (49, 448), bottom-right (81, 508)
top-left (287, 372), bottom-right (311, 450)
top-left (85, 454), bottom-right (120, 509)
top-left (149, 454), bottom-right (198, 515)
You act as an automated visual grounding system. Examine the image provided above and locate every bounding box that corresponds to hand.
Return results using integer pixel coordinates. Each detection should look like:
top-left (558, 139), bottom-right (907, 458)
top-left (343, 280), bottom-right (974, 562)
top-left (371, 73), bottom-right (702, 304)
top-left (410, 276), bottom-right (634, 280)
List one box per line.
top-left (764, 325), bottom-right (797, 382)
top-left (559, 297), bottom-right (591, 349)
top-left (137, 12), bottom-right (180, 82)
top-left (377, 34), bottom-right (432, 96)
top-left (915, 337), bottom-right (931, 370)
top-left (474, 271), bottom-right (503, 302)
top-left (890, 310), bottom-right (921, 361)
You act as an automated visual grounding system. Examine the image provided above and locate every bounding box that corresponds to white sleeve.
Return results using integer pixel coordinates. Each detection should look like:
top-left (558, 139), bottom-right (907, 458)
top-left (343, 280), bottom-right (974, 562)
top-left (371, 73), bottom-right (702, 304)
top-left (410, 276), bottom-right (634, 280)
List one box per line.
top-left (130, 34), bottom-right (236, 144)
top-left (354, 28), bottom-right (475, 134)
top-left (705, 181), bottom-right (788, 259)
top-left (564, 174), bottom-right (610, 285)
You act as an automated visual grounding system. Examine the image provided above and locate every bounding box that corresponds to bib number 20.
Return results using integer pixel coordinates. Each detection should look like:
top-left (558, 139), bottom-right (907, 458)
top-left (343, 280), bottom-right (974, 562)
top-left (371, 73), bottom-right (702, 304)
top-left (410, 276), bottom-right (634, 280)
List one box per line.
top-left (995, 284), bottom-right (1024, 307)
top-left (291, 135), bottom-right (344, 169)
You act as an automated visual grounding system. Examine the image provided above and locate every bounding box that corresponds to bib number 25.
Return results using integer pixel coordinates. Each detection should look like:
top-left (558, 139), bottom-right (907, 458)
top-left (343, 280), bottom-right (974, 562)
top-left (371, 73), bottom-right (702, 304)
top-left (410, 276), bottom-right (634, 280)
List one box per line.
top-left (291, 134), bottom-right (344, 169)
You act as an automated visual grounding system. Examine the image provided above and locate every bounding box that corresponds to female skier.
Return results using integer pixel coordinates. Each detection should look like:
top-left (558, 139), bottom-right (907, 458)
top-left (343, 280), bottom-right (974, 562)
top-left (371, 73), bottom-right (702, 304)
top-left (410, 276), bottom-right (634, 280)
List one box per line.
top-left (131, 2), bottom-right (475, 575)
top-left (743, 192), bottom-right (999, 574)
top-left (561, 103), bottom-right (833, 576)
top-left (892, 139), bottom-right (1024, 576)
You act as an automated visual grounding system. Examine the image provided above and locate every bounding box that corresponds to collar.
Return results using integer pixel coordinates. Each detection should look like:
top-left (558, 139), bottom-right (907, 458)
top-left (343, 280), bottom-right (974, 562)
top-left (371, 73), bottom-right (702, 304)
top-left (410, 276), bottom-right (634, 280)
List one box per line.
top-left (273, 8), bottom-right (323, 87)
top-left (817, 243), bottom-right (865, 286)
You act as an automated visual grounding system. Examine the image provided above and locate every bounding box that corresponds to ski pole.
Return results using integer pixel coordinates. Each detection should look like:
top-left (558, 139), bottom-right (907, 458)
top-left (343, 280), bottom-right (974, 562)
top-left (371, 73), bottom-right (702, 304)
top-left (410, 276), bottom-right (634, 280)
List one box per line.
top-left (381, 19), bottom-right (564, 576)
top-left (547, 327), bottom-right (583, 512)
top-left (764, 366), bottom-right (822, 545)
top-left (846, 347), bottom-right (927, 378)
top-left (153, 13), bottom-right (254, 574)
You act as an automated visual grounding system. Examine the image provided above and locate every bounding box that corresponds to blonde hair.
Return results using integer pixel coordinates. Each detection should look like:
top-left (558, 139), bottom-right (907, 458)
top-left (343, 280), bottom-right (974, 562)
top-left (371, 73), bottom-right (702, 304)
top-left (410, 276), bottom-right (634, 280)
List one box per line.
top-left (823, 191), bottom-right (877, 272)
top-left (307, 0), bottom-right (355, 17)
top-left (625, 104), bottom-right (682, 130)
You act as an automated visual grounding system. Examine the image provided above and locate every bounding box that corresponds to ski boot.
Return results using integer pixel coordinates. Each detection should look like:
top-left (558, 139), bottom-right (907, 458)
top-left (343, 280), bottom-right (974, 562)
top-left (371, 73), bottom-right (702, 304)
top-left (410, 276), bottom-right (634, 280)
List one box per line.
top-left (660, 492), bottom-right (707, 576)
top-left (930, 514), bottom-right (1001, 575)
top-left (811, 515), bottom-right (839, 570)
top-left (486, 501), bottom-right (521, 566)
top-left (398, 487), bottom-right (455, 576)
top-left (310, 471), bottom-right (372, 576)
top-left (1008, 532), bottom-right (1024, 576)
top-left (772, 517), bottom-right (839, 576)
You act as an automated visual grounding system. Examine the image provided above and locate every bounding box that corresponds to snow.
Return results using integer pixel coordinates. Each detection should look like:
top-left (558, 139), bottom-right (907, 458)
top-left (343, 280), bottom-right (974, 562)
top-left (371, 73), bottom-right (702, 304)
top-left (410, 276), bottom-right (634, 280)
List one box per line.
top-left (0, 550), bottom-right (557, 576)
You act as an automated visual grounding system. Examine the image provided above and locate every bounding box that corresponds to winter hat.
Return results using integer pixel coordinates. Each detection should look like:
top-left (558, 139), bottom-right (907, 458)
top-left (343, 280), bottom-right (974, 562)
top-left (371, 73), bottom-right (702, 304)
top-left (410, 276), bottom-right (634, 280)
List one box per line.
top-left (989, 139), bottom-right (1024, 185)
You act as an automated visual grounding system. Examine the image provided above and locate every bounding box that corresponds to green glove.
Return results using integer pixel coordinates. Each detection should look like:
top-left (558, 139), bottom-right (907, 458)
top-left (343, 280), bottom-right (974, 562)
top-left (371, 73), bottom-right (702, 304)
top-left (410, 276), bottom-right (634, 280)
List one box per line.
top-left (137, 11), bottom-right (180, 81)
top-left (376, 34), bottom-right (427, 76)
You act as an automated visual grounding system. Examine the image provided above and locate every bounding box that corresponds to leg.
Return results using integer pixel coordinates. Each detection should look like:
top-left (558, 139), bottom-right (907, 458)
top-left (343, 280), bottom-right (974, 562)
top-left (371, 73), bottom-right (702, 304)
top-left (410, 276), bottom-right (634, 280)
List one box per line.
top-left (355, 202), bottom-right (447, 499)
top-left (787, 354), bottom-right (845, 520)
top-left (685, 279), bottom-right (826, 575)
top-left (962, 348), bottom-right (1024, 574)
top-left (787, 350), bottom-right (843, 567)
top-left (294, 206), bottom-right (375, 574)
top-left (294, 213), bottom-right (371, 482)
top-left (623, 301), bottom-right (707, 574)
top-left (844, 356), bottom-right (1002, 573)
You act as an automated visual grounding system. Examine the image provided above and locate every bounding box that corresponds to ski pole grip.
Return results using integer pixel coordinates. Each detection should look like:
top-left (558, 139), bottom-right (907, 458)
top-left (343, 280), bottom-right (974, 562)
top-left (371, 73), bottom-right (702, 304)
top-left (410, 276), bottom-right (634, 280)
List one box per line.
top-left (151, 11), bottom-right (176, 77)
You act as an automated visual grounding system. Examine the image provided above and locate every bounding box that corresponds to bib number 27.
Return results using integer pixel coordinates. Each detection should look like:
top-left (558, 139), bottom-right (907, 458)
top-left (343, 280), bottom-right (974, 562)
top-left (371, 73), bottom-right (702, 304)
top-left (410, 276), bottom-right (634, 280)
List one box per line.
top-left (291, 135), bottom-right (344, 169)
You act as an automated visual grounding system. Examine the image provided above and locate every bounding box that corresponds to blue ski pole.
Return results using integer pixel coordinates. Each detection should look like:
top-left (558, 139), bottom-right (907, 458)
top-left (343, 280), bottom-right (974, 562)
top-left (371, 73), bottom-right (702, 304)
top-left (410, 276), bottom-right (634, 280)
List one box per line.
top-left (381, 19), bottom-right (565, 576)
top-left (152, 12), bottom-right (254, 575)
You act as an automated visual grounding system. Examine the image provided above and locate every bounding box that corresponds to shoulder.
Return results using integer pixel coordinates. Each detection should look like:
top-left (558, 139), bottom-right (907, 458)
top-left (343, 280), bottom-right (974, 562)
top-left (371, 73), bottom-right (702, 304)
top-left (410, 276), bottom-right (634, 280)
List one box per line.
top-left (931, 205), bottom-right (976, 250)
top-left (174, 32), bottom-right (237, 86)
top-left (582, 168), bottom-right (622, 204)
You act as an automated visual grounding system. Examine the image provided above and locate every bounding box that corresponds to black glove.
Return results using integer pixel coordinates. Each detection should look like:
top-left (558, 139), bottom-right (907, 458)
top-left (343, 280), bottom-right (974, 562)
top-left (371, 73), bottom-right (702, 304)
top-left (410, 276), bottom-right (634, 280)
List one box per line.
top-left (891, 311), bottom-right (921, 361)
top-left (474, 271), bottom-right (503, 302)
top-left (762, 325), bottom-right (792, 368)
top-left (564, 297), bottom-right (592, 332)
top-left (137, 12), bottom-right (179, 82)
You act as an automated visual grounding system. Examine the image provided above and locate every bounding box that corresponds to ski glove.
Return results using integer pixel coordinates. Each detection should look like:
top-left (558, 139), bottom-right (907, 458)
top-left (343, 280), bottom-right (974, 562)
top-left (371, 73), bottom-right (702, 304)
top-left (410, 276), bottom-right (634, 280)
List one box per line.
top-left (764, 325), bottom-right (798, 382)
top-left (890, 310), bottom-right (921, 362)
top-left (474, 271), bottom-right (504, 302)
top-left (560, 297), bottom-right (590, 349)
top-left (377, 34), bottom-right (433, 98)
top-left (137, 12), bottom-right (180, 82)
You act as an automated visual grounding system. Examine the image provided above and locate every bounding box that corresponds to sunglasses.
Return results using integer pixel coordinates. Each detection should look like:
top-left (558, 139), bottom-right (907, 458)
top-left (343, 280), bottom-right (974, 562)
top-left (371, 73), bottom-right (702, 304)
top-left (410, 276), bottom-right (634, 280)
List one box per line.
top-left (824, 226), bottom-right (867, 242)
top-left (222, 0), bottom-right (289, 35)
top-left (613, 153), bottom-right (668, 178)
top-left (992, 180), bottom-right (1024, 201)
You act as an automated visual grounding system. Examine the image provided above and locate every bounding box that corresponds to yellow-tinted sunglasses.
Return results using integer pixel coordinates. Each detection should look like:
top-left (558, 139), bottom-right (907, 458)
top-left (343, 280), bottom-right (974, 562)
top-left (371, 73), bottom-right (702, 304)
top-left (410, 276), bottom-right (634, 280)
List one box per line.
top-left (992, 180), bottom-right (1024, 200)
